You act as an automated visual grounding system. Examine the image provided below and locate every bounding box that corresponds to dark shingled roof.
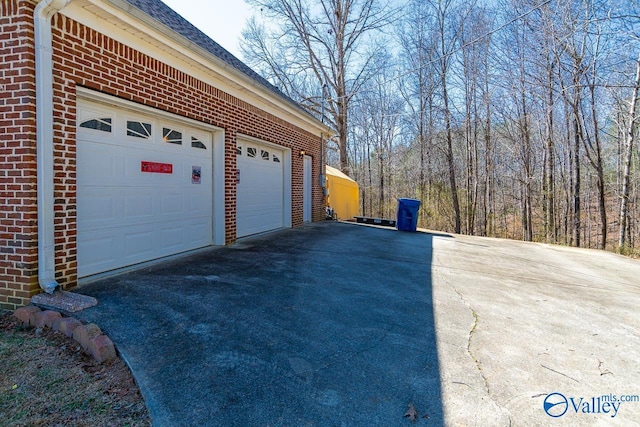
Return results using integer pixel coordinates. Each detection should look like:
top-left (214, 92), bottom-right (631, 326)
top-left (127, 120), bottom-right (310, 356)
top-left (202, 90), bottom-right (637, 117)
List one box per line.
top-left (123, 0), bottom-right (306, 116)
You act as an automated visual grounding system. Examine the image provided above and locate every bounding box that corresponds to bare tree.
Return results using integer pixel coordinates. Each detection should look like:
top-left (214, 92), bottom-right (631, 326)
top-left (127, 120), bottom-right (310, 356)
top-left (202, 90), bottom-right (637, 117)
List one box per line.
top-left (240, 0), bottom-right (640, 251)
top-left (241, 0), bottom-right (394, 174)
top-left (432, 0), bottom-right (463, 234)
top-left (397, 0), bottom-right (440, 222)
top-left (619, 53), bottom-right (640, 249)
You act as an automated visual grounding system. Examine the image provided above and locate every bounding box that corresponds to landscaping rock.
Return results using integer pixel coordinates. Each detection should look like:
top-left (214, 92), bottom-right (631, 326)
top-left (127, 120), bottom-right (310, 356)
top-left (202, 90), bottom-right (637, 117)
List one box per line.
top-left (29, 310), bottom-right (49, 327)
top-left (88, 335), bottom-right (117, 363)
top-left (35, 310), bottom-right (61, 328)
top-left (13, 306), bottom-right (41, 324)
top-left (73, 323), bottom-right (102, 350)
top-left (53, 316), bottom-right (83, 338)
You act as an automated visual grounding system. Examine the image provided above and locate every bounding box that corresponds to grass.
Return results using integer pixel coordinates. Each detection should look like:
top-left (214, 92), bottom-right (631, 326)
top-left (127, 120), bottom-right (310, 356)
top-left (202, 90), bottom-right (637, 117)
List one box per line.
top-left (616, 244), bottom-right (640, 258)
top-left (0, 309), bottom-right (150, 426)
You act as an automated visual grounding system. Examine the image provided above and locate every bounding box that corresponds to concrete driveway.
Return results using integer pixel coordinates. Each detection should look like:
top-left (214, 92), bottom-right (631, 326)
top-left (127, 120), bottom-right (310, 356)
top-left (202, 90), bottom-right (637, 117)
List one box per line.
top-left (76, 222), bottom-right (640, 426)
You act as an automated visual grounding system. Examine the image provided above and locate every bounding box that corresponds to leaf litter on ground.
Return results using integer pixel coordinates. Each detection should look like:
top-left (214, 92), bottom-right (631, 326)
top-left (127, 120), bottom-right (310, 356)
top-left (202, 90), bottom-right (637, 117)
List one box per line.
top-left (0, 309), bottom-right (150, 426)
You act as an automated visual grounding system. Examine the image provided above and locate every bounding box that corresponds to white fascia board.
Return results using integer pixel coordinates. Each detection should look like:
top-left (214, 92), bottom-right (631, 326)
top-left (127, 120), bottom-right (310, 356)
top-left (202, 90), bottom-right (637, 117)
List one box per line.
top-left (61, 0), bottom-right (333, 137)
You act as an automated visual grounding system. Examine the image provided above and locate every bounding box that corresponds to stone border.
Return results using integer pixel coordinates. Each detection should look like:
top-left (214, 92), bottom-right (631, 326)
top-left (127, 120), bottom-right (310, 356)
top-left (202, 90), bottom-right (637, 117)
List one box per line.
top-left (13, 306), bottom-right (116, 364)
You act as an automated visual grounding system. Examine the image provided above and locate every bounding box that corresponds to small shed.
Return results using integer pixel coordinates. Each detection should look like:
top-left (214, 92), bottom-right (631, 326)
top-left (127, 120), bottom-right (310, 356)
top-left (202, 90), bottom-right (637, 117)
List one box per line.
top-left (326, 166), bottom-right (359, 220)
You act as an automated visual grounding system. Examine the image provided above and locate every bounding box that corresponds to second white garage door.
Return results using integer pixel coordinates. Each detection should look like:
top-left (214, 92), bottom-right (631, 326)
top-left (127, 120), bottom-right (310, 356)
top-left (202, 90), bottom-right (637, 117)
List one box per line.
top-left (236, 139), bottom-right (286, 238)
top-left (77, 96), bottom-right (217, 277)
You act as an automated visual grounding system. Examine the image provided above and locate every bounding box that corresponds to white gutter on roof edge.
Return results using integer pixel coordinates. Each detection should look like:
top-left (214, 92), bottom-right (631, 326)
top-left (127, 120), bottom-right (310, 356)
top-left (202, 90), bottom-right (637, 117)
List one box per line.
top-left (35, 0), bottom-right (71, 294)
top-left (99, 0), bottom-right (333, 137)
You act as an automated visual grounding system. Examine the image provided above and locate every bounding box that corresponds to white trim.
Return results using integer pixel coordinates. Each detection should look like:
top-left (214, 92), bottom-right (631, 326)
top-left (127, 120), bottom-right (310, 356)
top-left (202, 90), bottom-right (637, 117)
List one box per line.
top-left (303, 155), bottom-right (312, 222)
top-left (212, 129), bottom-right (226, 244)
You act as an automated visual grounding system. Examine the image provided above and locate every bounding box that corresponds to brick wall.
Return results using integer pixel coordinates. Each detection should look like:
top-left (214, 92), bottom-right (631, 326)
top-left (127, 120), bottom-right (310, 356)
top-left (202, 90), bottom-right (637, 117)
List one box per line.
top-left (0, 0), bottom-right (39, 310)
top-left (0, 2), bottom-right (324, 309)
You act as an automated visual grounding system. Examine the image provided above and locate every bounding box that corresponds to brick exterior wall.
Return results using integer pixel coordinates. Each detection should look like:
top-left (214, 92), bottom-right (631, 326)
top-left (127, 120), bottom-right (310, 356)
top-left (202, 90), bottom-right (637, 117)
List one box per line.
top-left (0, 1), bottom-right (325, 309)
top-left (0, 0), bottom-right (39, 309)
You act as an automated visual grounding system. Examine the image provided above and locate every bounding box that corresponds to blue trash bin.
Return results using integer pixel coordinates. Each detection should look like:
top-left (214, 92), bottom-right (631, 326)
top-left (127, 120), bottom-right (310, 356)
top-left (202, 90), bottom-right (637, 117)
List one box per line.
top-left (396, 198), bottom-right (421, 232)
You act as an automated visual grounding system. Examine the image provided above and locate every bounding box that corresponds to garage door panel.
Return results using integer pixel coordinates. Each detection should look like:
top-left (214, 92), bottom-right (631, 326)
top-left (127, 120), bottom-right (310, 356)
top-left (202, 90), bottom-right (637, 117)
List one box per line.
top-left (124, 194), bottom-right (154, 218)
top-left (78, 99), bottom-right (214, 277)
top-left (123, 228), bottom-right (155, 257)
top-left (81, 194), bottom-right (116, 224)
top-left (78, 231), bottom-right (122, 277)
top-left (189, 221), bottom-right (211, 240)
top-left (160, 194), bottom-right (185, 215)
top-left (81, 234), bottom-right (117, 263)
top-left (189, 194), bottom-right (209, 214)
top-left (81, 186), bottom-right (212, 228)
top-left (236, 142), bottom-right (285, 238)
top-left (77, 145), bottom-right (122, 183)
top-left (159, 225), bottom-right (186, 249)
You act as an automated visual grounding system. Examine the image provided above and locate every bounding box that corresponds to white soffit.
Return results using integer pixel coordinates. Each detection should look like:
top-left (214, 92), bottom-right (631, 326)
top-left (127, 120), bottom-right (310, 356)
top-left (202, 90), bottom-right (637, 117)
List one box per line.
top-left (61, 0), bottom-right (331, 136)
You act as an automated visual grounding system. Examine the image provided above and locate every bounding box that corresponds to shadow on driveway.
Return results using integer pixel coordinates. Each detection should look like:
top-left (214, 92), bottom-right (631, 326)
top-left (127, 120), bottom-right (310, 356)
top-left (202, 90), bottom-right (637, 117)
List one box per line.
top-left (77, 222), bottom-right (444, 426)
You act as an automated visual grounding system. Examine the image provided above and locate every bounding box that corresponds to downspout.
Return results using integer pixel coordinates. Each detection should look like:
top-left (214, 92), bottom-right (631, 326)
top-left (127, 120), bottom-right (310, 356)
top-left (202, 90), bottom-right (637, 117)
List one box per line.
top-left (35, 0), bottom-right (71, 294)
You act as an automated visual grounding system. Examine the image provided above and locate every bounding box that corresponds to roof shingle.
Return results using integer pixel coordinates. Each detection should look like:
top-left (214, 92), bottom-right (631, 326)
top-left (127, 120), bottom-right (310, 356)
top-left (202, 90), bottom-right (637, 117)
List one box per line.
top-left (123, 0), bottom-right (301, 112)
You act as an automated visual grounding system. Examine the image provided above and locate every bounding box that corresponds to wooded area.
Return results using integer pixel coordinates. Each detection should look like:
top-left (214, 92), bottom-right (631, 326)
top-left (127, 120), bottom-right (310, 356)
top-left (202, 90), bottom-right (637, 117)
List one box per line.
top-left (241, 0), bottom-right (640, 252)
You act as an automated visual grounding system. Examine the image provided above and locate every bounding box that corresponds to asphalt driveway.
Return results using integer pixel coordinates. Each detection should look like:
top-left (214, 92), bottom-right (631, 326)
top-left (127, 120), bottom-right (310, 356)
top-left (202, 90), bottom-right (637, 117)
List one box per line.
top-left (76, 221), bottom-right (640, 426)
top-left (77, 222), bottom-right (443, 426)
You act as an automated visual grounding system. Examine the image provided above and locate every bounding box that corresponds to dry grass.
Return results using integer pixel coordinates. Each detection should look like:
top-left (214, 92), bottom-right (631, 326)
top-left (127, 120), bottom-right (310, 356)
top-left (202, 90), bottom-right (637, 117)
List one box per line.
top-left (0, 309), bottom-right (150, 426)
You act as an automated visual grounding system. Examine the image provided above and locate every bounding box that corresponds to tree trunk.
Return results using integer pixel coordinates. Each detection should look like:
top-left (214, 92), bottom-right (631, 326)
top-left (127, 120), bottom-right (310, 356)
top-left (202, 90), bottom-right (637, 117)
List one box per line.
top-left (545, 59), bottom-right (556, 243)
top-left (520, 88), bottom-right (533, 242)
top-left (443, 79), bottom-right (461, 234)
top-left (336, 98), bottom-right (349, 174)
top-left (590, 87), bottom-right (607, 250)
top-left (573, 115), bottom-right (581, 247)
top-left (619, 53), bottom-right (640, 248)
top-left (483, 56), bottom-right (493, 237)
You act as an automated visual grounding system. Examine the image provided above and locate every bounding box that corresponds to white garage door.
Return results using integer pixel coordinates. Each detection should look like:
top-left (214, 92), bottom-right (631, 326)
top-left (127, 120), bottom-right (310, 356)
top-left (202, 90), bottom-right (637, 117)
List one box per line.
top-left (236, 140), bottom-right (285, 237)
top-left (77, 98), bottom-right (214, 277)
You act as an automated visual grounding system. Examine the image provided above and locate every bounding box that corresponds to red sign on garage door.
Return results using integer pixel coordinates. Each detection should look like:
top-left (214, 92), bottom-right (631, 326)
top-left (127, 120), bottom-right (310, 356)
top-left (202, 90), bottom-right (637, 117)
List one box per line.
top-left (141, 161), bottom-right (173, 174)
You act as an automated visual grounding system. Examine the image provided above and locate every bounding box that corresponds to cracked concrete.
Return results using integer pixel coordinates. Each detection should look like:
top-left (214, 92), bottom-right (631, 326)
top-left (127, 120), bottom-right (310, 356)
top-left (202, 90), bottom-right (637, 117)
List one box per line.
top-left (452, 286), bottom-right (491, 396)
top-left (434, 275), bottom-right (512, 425)
top-left (432, 233), bottom-right (640, 426)
top-left (74, 222), bottom-right (640, 425)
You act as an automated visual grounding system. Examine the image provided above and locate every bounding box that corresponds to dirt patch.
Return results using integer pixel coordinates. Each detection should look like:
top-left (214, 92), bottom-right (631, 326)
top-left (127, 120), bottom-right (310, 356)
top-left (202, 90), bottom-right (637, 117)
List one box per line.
top-left (0, 309), bottom-right (150, 426)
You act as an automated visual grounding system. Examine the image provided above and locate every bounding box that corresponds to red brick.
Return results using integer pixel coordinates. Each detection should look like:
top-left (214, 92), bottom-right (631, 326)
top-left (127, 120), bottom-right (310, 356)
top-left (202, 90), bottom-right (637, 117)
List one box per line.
top-left (13, 304), bottom-right (39, 323)
top-left (88, 334), bottom-right (117, 363)
top-left (72, 322), bottom-right (102, 350)
top-left (52, 316), bottom-right (82, 337)
top-left (31, 309), bottom-right (61, 328)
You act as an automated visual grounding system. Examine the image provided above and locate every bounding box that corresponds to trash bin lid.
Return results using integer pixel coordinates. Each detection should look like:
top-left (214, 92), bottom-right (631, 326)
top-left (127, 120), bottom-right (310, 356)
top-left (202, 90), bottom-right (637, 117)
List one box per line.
top-left (398, 198), bottom-right (421, 206)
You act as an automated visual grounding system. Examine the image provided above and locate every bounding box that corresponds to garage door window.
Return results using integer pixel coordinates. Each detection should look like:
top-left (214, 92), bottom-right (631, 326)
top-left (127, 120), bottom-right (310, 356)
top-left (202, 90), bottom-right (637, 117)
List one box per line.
top-left (192, 137), bottom-right (207, 149)
top-left (236, 138), bottom-right (287, 238)
top-left (78, 97), bottom-right (217, 277)
top-left (127, 121), bottom-right (152, 139)
top-left (163, 128), bottom-right (182, 145)
top-left (80, 118), bottom-right (112, 133)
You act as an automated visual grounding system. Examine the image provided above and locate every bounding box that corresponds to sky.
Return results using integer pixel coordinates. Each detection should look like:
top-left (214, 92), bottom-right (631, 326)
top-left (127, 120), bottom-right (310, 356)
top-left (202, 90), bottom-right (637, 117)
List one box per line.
top-left (161, 0), bottom-right (253, 58)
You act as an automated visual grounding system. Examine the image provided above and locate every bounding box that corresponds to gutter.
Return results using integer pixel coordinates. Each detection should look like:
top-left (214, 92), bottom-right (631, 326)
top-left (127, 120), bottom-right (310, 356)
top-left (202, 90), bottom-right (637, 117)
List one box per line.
top-left (34, 0), bottom-right (71, 294)
top-left (99, 0), bottom-right (333, 137)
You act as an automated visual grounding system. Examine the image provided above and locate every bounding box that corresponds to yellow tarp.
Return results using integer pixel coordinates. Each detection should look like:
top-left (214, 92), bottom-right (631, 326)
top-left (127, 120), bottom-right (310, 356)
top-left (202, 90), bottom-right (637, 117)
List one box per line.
top-left (326, 165), bottom-right (359, 220)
